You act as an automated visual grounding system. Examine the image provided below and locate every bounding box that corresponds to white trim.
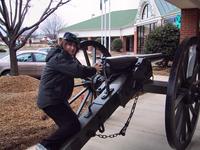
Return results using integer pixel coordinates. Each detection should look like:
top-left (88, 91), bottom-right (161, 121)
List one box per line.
top-left (135, 17), bottom-right (161, 26)
top-left (120, 26), bottom-right (135, 36)
top-left (135, 0), bottom-right (161, 25)
top-left (59, 26), bottom-right (136, 38)
top-left (60, 30), bottom-right (118, 38)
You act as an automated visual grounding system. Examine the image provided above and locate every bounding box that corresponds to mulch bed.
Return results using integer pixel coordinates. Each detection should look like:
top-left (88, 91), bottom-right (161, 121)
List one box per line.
top-left (153, 66), bottom-right (170, 76)
top-left (0, 75), bottom-right (83, 150)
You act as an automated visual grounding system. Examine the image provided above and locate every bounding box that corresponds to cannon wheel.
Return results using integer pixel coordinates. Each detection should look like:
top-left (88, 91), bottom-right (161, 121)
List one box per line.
top-left (165, 36), bottom-right (200, 150)
top-left (69, 40), bottom-right (111, 116)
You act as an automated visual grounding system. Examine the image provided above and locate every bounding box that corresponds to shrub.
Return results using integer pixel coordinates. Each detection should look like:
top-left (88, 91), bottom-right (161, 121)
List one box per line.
top-left (144, 23), bottom-right (180, 67)
top-left (111, 38), bottom-right (122, 52)
top-left (95, 37), bottom-right (101, 44)
top-left (0, 48), bottom-right (6, 52)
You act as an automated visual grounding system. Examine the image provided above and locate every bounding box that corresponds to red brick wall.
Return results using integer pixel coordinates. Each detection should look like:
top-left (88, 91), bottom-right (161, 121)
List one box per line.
top-left (134, 30), bottom-right (137, 54)
top-left (122, 36), bottom-right (127, 52)
top-left (180, 8), bottom-right (200, 42)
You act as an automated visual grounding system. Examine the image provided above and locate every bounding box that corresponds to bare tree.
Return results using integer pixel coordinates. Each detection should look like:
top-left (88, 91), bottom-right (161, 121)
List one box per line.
top-left (40, 13), bottom-right (65, 39)
top-left (0, 0), bottom-right (71, 76)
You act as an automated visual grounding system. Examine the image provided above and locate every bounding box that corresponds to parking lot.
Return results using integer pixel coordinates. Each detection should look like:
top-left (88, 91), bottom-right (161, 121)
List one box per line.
top-left (0, 50), bottom-right (8, 59)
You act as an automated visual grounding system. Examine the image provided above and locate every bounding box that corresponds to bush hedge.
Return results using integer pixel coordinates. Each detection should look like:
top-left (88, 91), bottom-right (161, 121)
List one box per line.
top-left (144, 23), bottom-right (180, 67)
top-left (111, 38), bottom-right (122, 52)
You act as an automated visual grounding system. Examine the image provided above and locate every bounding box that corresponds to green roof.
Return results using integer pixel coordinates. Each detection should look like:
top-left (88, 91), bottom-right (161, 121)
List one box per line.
top-left (60, 9), bottom-right (138, 32)
top-left (155, 0), bottom-right (180, 16)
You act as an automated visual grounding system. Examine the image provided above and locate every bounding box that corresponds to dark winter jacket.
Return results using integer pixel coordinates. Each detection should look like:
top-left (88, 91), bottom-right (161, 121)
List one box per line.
top-left (37, 47), bottom-right (96, 109)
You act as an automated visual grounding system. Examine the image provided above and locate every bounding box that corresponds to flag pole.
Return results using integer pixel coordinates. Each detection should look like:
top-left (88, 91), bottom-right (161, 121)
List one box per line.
top-left (104, 0), bottom-right (107, 48)
top-left (108, 0), bottom-right (111, 52)
top-left (100, 0), bottom-right (104, 45)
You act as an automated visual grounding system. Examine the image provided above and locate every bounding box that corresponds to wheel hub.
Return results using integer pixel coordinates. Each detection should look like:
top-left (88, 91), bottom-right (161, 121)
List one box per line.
top-left (184, 81), bottom-right (200, 104)
top-left (190, 83), bottom-right (200, 103)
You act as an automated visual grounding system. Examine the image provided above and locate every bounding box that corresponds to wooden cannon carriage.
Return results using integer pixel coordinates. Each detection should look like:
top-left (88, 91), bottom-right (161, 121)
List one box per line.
top-left (61, 36), bottom-right (200, 150)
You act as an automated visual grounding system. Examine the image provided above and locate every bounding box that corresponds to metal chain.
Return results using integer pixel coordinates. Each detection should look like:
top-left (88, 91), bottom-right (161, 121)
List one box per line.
top-left (96, 93), bottom-right (139, 139)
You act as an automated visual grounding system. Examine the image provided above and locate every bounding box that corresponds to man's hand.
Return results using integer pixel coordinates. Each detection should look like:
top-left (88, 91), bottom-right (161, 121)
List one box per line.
top-left (94, 62), bottom-right (103, 73)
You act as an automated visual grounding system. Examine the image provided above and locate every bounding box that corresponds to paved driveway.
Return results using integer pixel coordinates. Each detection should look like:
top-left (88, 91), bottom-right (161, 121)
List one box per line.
top-left (83, 76), bottom-right (200, 150)
top-left (0, 51), bottom-right (9, 59)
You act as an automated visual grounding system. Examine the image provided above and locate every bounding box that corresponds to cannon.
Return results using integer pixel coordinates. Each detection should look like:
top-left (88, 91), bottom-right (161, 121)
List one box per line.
top-left (61, 36), bottom-right (200, 150)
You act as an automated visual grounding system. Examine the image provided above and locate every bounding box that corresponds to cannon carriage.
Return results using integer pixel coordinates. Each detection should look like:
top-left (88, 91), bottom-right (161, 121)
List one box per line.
top-left (61, 36), bottom-right (200, 150)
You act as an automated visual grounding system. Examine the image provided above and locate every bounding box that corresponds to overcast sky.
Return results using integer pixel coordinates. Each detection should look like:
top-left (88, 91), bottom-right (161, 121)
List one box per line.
top-left (25, 0), bottom-right (140, 26)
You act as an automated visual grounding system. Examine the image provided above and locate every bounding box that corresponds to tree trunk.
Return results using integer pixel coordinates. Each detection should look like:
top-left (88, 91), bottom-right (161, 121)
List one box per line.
top-left (9, 46), bottom-right (18, 76)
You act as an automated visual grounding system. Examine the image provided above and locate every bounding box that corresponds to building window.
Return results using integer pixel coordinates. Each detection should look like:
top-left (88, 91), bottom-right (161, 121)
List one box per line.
top-left (137, 26), bottom-right (144, 53)
top-left (137, 23), bottom-right (157, 53)
top-left (150, 23), bottom-right (156, 32)
top-left (142, 4), bottom-right (152, 19)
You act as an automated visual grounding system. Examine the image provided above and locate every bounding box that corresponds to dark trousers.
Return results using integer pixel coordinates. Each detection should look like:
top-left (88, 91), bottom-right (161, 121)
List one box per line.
top-left (41, 104), bottom-right (81, 150)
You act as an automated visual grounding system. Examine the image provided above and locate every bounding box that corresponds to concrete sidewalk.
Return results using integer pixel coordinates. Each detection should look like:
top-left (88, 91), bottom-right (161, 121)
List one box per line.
top-left (83, 76), bottom-right (200, 150)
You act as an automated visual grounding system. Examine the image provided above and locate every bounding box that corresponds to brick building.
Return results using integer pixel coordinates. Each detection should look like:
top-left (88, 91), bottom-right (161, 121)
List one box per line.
top-left (134, 0), bottom-right (180, 54)
top-left (166, 0), bottom-right (200, 40)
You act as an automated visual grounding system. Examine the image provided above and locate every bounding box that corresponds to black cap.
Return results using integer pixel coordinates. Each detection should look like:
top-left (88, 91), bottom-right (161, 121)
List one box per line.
top-left (63, 32), bottom-right (79, 46)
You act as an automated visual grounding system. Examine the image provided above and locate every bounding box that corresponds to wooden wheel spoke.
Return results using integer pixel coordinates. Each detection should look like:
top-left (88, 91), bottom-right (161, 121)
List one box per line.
top-left (177, 106), bottom-right (189, 142)
top-left (186, 106), bottom-right (192, 133)
top-left (186, 64), bottom-right (198, 85)
top-left (181, 126), bottom-right (187, 142)
top-left (175, 104), bottom-right (184, 133)
top-left (180, 54), bottom-right (189, 83)
top-left (76, 90), bottom-right (92, 116)
top-left (175, 92), bottom-right (186, 108)
top-left (82, 49), bottom-right (91, 66)
top-left (189, 105), bottom-right (197, 116)
top-left (74, 82), bottom-right (90, 87)
top-left (69, 88), bottom-right (88, 104)
top-left (180, 66), bottom-right (186, 84)
top-left (180, 109), bottom-right (187, 142)
top-left (190, 103), bottom-right (200, 117)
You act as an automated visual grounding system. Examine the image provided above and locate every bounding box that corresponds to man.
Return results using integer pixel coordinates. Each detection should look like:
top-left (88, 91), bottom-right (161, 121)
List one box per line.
top-left (29, 32), bottom-right (102, 150)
